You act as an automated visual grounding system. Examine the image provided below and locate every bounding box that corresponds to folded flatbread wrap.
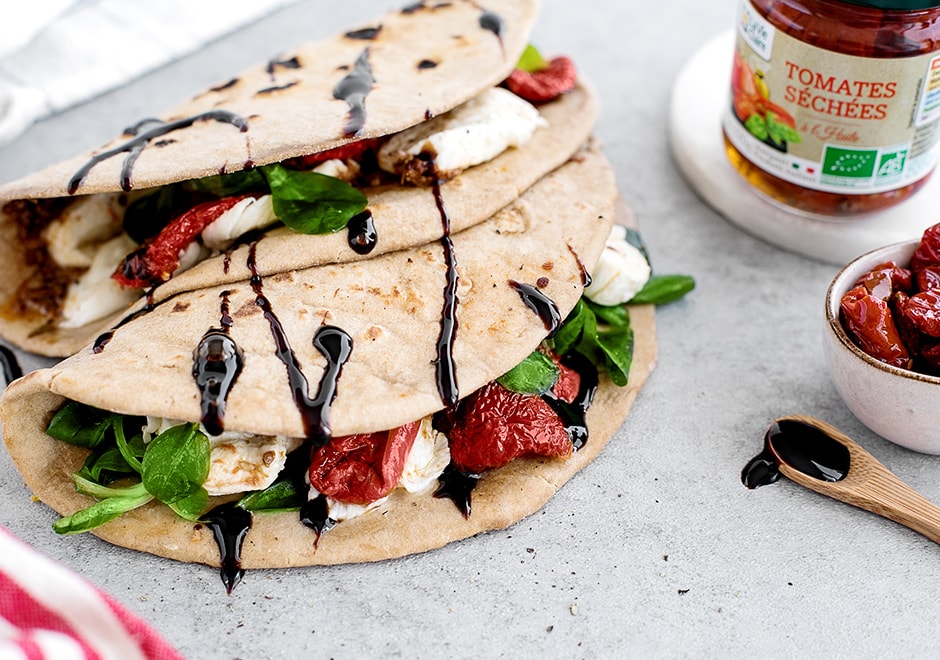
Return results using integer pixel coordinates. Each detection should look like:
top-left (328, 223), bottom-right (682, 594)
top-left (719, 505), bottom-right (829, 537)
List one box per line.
top-left (0, 0), bottom-right (604, 357)
top-left (0, 146), bottom-right (658, 571)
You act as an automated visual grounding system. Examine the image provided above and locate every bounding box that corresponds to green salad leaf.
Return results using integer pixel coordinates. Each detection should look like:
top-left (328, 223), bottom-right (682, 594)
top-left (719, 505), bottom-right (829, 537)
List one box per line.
top-left (629, 274), bottom-right (696, 305)
top-left (552, 299), bottom-right (634, 386)
top-left (497, 351), bottom-right (560, 395)
top-left (516, 44), bottom-right (548, 72)
top-left (238, 479), bottom-right (304, 513)
top-left (261, 164), bottom-right (368, 234)
top-left (47, 405), bottom-right (212, 535)
top-left (141, 423), bottom-right (209, 505)
top-left (45, 402), bottom-right (121, 449)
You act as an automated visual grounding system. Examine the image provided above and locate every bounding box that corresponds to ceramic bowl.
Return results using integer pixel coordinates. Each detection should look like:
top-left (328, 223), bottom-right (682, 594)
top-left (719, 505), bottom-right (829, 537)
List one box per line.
top-left (823, 238), bottom-right (940, 454)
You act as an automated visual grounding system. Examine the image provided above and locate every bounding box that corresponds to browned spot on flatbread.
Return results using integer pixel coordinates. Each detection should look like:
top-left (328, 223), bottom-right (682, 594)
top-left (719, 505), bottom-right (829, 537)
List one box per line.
top-left (171, 302), bottom-right (190, 313)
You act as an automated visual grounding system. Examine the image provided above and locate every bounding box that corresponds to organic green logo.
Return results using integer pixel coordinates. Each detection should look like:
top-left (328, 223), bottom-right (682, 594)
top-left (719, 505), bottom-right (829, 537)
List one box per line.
top-left (876, 149), bottom-right (908, 178)
top-left (822, 147), bottom-right (877, 179)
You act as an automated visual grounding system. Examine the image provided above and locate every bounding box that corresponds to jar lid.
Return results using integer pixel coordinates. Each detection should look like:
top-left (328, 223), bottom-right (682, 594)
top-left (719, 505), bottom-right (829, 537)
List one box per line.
top-left (839, 0), bottom-right (940, 8)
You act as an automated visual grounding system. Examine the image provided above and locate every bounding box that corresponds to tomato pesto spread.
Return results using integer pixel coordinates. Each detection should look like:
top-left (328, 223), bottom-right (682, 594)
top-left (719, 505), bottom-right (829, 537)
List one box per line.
top-left (724, 0), bottom-right (940, 216)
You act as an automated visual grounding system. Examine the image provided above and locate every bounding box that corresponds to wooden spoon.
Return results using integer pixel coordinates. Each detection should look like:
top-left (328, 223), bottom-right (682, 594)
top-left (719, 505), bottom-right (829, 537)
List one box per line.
top-left (744, 414), bottom-right (940, 545)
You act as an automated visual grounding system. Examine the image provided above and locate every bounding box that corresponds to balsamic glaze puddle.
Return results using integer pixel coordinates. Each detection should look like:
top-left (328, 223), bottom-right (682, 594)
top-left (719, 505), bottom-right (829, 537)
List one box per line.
top-left (193, 291), bottom-right (243, 436)
top-left (346, 209), bottom-right (377, 254)
top-left (0, 344), bottom-right (22, 385)
top-left (333, 48), bottom-right (375, 136)
top-left (431, 179), bottom-right (460, 407)
top-left (200, 502), bottom-right (252, 594)
top-left (68, 110), bottom-right (248, 194)
top-left (742, 419), bottom-right (851, 489)
top-left (508, 280), bottom-right (560, 335)
top-left (247, 243), bottom-right (352, 446)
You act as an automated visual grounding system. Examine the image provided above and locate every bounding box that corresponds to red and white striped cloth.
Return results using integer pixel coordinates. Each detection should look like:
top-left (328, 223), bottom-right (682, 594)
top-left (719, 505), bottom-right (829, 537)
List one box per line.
top-left (0, 527), bottom-right (182, 660)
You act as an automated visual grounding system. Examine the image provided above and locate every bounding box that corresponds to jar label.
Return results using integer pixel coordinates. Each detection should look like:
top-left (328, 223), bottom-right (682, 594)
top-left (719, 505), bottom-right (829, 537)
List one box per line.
top-left (724, 0), bottom-right (940, 195)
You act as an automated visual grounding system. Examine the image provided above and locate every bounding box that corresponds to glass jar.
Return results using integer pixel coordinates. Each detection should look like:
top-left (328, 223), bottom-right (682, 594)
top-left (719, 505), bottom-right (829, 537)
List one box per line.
top-left (723, 0), bottom-right (940, 217)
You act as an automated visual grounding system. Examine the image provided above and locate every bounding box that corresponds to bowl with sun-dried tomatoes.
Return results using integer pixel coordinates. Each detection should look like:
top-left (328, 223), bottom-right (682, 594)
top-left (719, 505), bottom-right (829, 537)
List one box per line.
top-left (824, 224), bottom-right (940, 454)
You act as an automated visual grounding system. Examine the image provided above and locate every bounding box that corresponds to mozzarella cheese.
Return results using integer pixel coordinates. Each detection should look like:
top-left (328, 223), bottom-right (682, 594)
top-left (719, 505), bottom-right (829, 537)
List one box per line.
top-left (377, 87), bottom-right (547, 177)
top-left (58, 234), bottom-right (140, 328)
top-left (143, 417), bottom-right (301, 497)
top-left (43, 194), bottom-right (126, 269)
top-left (583, 224), bottom-right (651, 306)
top-left (200, 194), bottom-right (278, 251)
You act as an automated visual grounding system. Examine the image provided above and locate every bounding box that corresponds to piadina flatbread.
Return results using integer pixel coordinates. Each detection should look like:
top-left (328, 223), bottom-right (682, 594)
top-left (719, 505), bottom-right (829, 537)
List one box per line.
top-left (0, 146), bottom-right (658, 577)
top-left (0, 0), bottom-right (605, 357)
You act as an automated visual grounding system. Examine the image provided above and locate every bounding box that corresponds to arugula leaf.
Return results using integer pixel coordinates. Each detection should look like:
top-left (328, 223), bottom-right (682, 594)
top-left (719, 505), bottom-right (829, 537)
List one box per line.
top-left (238, 479), bottom-right (304, 513)
top-left (497, 351), bottom-right (559, 395)
top-left (53, 491), bottom-right (154, 535)
top-left (629, 274), bottom-right (696, 305)
top-left (517, 44), bottom-right (548, 72)
top-left (261, 164), bottom-right (367, 234)
top-left (46, 402), bottom-right (121, 449)
top-left (141, 423), bottom-right (210, 506)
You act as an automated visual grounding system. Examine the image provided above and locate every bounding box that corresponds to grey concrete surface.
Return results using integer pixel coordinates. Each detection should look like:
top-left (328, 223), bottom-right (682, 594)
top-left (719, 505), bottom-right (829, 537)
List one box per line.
top-left (1, 1), bottom-right (938, 658)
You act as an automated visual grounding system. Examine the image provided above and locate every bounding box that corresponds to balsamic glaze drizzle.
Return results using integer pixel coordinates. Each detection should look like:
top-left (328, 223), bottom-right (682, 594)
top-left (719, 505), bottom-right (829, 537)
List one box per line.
top-left (92, 288), bottom-right (159, 353)
top-left (193, 292), bottom-right (243, 436)
top-left (68, 110), bottom-right (249, 194)
top-left (200, 502), bottom-right (253, 594)
top-left (540, 351), bottom-right (598, 451)
top-left (299, 493), bottom-right (337, 545)
top-left (478, 11), bottom-right (504, 38)
top-left (346, 209), bottom-right (377, 255)
top-left (508, 280), bottom-right (561, 335)
top-left (431, 180), bottom-right (460, 407)
top-left (433, 464), bottom-right (479, 519)
top-left (742, 419), bottom-right (851, 489)
top-left (247, 243), bottom-right (352, 446)
top-left (567, 244), bottom-right (592, 288)
top-left (0, 345), bottom-right (22, 386)
top-left (333, 48), bottom-right (375, 136)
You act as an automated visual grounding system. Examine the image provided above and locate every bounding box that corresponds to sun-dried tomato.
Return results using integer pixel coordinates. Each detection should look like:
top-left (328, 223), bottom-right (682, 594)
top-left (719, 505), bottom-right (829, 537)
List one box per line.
top-left (506, 56), bottom-right (577, 104)
top-left (916, 266), bottom-right (940, 292)
top-left (910, 223), bottom-right (940, 273)
top-left (308, 421), bottom-right (420, 504)
top-left (281, 138), bottom-right (379, 170)
top-left (551, 359), bottom-right (581, 402)
top-left (902, 289), bottom-right (940, 338)
top-left (440, 372), bottom-right (577, 475)
top-left (856, 261), bottom-right (912, 300)
top-left (113, 194), bottom-right (254, 288)
top-left (840, 284), bottom-right (911, 368)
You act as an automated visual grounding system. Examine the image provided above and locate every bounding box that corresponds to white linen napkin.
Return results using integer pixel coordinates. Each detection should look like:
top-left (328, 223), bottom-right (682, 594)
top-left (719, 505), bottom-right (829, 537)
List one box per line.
top-left (0, 0), bottom-right (301, 148)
